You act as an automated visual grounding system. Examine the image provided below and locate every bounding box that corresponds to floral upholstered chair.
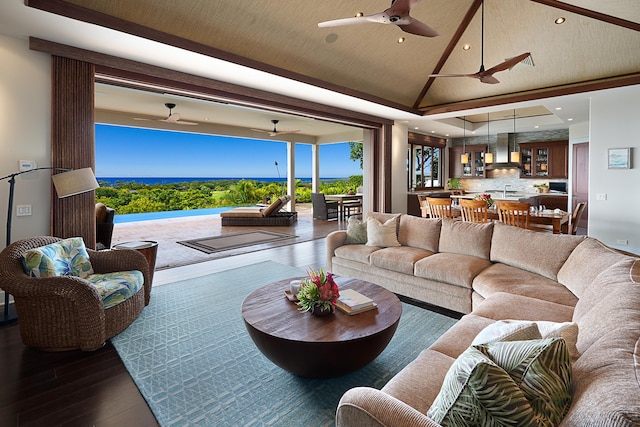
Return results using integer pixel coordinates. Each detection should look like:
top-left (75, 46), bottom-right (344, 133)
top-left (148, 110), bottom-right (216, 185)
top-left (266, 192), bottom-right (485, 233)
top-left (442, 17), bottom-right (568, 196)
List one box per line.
top-left (0, 236), bottom-right (151, 351)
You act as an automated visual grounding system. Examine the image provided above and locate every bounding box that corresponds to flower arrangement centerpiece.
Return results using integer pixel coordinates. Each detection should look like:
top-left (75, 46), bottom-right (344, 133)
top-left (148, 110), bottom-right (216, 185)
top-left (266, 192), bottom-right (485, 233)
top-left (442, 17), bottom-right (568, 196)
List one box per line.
top-left (296, 267), bottom-right (340, 316)
top-left (474, 193), bottom-right (494, 207)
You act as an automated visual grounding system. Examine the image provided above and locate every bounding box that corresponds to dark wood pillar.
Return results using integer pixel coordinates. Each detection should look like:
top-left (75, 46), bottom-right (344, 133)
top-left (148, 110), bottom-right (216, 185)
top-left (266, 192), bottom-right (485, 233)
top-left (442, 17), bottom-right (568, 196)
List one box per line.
top-left (50, 56), bottom-right (96, 247)
top-left (372, 124), bottom-right (393, 213)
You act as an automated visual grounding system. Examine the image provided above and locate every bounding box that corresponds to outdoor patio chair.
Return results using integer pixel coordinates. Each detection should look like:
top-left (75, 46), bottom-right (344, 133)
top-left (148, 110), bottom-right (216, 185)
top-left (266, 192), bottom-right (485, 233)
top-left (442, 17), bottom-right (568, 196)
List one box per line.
top-left (220, 195), bottom-right (297, 226)
top-left (311, 193), bottom-right (339, 221)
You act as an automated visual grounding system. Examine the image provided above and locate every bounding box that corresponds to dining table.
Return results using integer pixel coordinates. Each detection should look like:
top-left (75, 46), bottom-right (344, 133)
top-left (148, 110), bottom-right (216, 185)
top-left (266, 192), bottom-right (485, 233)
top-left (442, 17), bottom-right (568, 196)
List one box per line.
top-left (325, 193), bottom-right (363, 219)
top-left (420, 204), bottom-right (570, 234)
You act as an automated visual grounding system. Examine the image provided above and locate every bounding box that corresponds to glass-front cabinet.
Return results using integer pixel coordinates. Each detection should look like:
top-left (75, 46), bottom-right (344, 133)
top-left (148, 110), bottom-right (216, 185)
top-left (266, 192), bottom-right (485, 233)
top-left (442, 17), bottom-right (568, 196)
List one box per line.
top-left (519, 141), bottom-right (568, 179)
top-left (449, 146), bottom-right (486, 179)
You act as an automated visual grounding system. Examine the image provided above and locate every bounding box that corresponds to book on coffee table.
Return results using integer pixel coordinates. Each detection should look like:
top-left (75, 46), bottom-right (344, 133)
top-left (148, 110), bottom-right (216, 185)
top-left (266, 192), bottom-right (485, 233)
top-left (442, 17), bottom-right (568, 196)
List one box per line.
top-left (336, 289), bottom-right (376, 315)
top-left (336, 300), bottom-right (378, 315)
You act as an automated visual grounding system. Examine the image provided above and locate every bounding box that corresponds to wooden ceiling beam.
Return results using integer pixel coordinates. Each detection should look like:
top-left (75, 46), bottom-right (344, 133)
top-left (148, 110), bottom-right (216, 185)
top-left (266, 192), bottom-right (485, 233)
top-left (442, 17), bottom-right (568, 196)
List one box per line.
top-left (412, 0), bottom-right (483, 109)
top-left (529, 0), bottom-right (640, 32)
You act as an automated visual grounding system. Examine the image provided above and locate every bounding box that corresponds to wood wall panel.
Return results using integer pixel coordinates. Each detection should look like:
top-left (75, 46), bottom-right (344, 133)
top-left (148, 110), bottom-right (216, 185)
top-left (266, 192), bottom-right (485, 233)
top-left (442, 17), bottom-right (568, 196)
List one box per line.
top-left (50, 56), bottom-right (97, 247)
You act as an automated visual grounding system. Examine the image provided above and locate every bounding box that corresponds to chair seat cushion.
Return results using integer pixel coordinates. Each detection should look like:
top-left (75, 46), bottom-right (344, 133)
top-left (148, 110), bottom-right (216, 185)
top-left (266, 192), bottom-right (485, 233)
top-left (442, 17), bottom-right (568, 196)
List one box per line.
top-left (86, 270), bottom-right (144, 309)
top-left (21, 237), bottom-right (94, 279)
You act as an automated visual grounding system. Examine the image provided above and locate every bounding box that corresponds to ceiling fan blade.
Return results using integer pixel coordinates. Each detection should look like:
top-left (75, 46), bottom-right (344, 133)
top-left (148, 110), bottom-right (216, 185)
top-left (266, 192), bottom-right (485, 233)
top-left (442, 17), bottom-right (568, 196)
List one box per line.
top-left (250, 128), bottom-right (271, 134)
top-left (482, 52), bottom-right (531, 76)
top-left (273, 130), bottom-right (301, 136)
top-left (478, 75), bottom-right (500, 84)
top-left (429, 73), bottom-right (476, 79)
top-left (318, 15), bottom-right (376, 28)
top-left (160, 113), bottom-right (198, 125)
top-left (399, 18), bottom-right (439, 37)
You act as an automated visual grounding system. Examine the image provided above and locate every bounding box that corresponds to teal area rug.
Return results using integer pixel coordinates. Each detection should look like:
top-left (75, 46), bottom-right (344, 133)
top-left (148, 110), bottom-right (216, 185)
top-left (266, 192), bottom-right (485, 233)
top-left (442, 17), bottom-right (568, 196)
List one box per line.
top-left (111, 261), bottom-right (457, 427)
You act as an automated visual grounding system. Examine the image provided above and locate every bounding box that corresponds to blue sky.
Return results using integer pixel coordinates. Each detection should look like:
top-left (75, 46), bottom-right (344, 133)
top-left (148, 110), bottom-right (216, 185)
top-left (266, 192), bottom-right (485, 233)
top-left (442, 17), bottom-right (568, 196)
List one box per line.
top-left (95, 124), bottom-right (361, 178)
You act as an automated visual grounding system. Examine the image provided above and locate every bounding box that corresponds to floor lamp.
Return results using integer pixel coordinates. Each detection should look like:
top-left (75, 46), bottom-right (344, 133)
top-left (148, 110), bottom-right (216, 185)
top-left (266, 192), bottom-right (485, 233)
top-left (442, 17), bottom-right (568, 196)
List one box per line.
top-left (1, 167), bottom-right (99, 324)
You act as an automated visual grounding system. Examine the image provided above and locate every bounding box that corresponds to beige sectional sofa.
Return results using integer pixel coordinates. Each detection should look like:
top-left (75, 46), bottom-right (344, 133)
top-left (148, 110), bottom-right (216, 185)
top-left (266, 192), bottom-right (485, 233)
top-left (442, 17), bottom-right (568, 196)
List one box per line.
top-left (327, 213), bottom-right (640, 426)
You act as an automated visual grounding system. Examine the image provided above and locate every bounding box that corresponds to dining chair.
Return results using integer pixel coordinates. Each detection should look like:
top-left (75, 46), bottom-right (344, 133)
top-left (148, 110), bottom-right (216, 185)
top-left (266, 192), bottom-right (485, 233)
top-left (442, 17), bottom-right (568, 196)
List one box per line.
top-left (311, 192), bottom-right (339, 220)
top-left (564, 201), bottom-right (587, 235)
top-left (426, 197), bottom-right (454, 219)
top-left (496, 201), bottom-right (531, 229)
top-left (460, 199), bottom-right (489, 223)
top-left (417, 195), bottom-right (429, 218)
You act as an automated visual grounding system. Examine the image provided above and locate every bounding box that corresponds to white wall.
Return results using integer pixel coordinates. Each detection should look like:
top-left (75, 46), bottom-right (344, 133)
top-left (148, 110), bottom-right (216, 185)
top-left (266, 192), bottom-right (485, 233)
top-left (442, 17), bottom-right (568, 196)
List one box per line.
top-left (0, 35), bottom-right (51, 248)
top-left (588, 86), bottom-right (640, 254)
top-left (567, 121), bottom-right (590, 210)
top-left (391, 122), bottom-right (408, 213)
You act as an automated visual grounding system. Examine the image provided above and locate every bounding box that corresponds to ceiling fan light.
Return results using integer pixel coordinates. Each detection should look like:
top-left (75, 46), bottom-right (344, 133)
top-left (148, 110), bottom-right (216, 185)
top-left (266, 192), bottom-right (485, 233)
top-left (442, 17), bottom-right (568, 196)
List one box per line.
top-left (555, 17), bottom-right (566, 24)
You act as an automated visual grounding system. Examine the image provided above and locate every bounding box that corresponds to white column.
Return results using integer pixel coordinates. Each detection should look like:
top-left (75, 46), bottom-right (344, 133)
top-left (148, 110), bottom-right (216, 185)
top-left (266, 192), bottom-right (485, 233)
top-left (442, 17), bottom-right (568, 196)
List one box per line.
top-left (311, 144), bottom-right (320, 193)
top-left (287, 142), bottom-right (296, 211)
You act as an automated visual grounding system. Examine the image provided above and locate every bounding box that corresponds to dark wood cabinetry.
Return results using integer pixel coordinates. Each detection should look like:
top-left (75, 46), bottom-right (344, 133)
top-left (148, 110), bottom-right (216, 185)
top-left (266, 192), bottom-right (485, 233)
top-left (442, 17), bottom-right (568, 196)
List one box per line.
top-left (449, 146), bottom-right (486, 179)
top-left (520, 141), bottom-right (568, 179)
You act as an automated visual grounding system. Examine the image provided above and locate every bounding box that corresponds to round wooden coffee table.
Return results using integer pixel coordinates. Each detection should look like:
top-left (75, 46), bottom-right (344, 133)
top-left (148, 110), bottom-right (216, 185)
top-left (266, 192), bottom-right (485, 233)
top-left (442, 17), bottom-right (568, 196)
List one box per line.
top-left (241, 277), bottom-right (402, 378)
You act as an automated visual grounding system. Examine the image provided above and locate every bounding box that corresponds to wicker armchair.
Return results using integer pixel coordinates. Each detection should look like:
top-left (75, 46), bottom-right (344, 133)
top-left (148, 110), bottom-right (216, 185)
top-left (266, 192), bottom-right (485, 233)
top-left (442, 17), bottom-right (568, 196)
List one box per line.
top-left (0, 236), bottom-right (151, 351)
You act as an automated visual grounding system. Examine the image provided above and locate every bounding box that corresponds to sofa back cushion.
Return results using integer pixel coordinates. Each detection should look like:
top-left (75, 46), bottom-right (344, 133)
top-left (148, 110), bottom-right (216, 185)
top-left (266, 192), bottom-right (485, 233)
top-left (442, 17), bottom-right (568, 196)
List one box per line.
top-left (21, 237), bottom-right (94, 279)
top-left (397, 214), bottom-right (441, 252)
top-left (562, 258), bottom-right (640, 425)
top-left (490, 222), bottom-right (585, 280)
top-left (439, 218), bottom-right (493, 259)
top-left (557, 238), bottom-right (633, 297)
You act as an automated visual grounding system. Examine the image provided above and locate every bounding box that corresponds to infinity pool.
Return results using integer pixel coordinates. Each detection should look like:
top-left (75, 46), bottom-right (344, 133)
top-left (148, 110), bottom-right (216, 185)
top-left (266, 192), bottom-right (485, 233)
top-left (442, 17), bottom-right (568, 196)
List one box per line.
top-left (114, 207), bottom-right (234, 223)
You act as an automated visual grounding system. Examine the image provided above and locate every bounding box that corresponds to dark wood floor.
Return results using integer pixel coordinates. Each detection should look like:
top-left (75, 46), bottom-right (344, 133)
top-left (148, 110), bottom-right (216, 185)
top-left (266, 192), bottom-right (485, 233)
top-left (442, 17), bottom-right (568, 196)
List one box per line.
top-left (0, 220), bottom-right (337, 427)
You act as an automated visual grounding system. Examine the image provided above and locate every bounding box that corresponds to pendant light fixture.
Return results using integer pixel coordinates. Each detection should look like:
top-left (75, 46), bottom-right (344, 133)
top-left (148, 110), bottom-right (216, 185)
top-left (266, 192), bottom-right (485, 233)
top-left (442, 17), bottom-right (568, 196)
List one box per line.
top-left (460, 116), bottom-right (469, 164)
top-left (484, 113), bottom-right (493, 164)
top-left (510, 109), bottom-right (520, 163)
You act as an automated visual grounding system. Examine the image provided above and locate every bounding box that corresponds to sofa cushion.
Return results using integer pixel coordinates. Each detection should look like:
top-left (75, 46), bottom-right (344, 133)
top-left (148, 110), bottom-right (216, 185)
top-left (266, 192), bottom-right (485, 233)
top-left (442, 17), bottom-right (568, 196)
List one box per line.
top-left (557, 237), bottom-right (633, 297)
top-left (490, 222), bottom-right (585, 280)
top-left (438, 218), bottom-right (493, 259)
top-left (427, 338), bottom-right (572, 427)
top-left (86, 270), bottom-right (144, 309)
top-left (344, 216), bottom-right (367, 244)
top-left (572, 258), bottom-right (640, 354)
top-left (472, 263), bottom-right (578, 307)
top-left (471, 320), bottom-right (542, 345)
top-left (366, 217), bottom-right (400, 247)
top-left (472, 292), bottom-right (574, 323)
top-left (370, 246), bottom-right (434, 275)
top-left (334, 244), bottom-right (380, 265)
top-left (21, 237), bottom-right (94, 279)
top-left (365, 211), bottom-right (400, 230)
top-left (397, 215), bottom-right (441, 252)
top-left (472, 319), bottom-right (579, 361)
top-left (414, 253), bottom-right (492, 289)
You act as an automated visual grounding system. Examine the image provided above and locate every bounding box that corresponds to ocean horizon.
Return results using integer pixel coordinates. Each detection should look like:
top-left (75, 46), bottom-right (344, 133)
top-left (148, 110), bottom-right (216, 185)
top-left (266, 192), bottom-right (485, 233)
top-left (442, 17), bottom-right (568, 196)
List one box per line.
top-left (97, 177), bottom-right (350, 185)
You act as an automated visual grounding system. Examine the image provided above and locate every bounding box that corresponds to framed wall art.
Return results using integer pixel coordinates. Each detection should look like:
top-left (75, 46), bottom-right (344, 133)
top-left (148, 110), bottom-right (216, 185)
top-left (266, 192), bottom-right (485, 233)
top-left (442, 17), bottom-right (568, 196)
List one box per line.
top-left (607, 147), bottom-right (631, 169)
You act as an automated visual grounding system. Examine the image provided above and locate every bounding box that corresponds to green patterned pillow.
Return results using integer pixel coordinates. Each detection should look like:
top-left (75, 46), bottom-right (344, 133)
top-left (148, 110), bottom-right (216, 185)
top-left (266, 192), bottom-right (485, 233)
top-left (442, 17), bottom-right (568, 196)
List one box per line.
top-left (21, 237), bottom-right (94, 279)
top-left (344, 216), bottom-right (367, 244)
top-left (428, 338), bottom-right (572, 426)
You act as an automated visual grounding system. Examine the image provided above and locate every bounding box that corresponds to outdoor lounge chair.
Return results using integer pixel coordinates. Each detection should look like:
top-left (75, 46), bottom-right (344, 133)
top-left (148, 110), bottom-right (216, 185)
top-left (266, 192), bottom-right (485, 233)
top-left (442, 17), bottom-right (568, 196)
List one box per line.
top-left (220, 195), bottom-right (297, 226)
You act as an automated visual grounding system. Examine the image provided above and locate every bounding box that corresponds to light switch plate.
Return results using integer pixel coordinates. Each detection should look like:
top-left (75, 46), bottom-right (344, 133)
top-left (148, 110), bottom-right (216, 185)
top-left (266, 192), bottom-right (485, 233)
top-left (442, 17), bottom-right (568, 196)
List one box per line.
top-left (596, 193), bottom-right (607, 201)
top-left (19, 160), bottom-right (37, 171)
top-left (16, 205), bottom-right (32, 216)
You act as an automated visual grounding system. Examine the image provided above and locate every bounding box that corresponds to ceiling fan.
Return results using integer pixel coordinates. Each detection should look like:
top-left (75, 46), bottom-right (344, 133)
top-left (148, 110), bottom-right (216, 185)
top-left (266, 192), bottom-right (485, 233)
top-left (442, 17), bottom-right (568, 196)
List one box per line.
top-left (251, 120), bottom-right (301, 137)
top-left (134, 103), bottom-right (198, 126)
top-left (318, 0), bottom-right (439, 38)
top-left (429, 0), bottom-right (532, 84)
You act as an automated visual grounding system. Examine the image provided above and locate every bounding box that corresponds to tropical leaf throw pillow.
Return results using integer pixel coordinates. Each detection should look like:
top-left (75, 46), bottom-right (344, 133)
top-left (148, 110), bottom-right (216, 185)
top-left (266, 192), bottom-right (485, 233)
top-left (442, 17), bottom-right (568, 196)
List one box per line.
top-left (428, 338), bottom-right (572, 426)
top-left (21, 237), bottom-right (94, 279)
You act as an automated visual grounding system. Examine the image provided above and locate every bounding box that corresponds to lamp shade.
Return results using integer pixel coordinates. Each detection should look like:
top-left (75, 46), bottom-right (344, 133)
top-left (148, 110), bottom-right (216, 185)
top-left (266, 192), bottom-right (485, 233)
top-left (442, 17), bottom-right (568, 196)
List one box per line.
top-left (51, 167), bottom-right (99, 198)
top-left (461, 153), bottom-right (469, 164)
top-left (510, 151), bottom-right (520, 163)
top-left (484, 152), bottom-right (493, 164)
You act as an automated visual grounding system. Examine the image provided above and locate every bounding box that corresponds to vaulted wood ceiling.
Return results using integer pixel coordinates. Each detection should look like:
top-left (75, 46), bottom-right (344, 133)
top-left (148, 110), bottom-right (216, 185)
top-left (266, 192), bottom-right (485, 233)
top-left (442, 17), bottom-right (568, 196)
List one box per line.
top-left (41, 0), bottom-right (640, 117)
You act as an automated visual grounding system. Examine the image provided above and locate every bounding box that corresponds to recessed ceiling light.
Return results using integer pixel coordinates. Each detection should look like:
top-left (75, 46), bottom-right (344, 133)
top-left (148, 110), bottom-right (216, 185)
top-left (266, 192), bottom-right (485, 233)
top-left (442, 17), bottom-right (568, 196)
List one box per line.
top-left (555, 107), bottom-right (562, 111)
top-left (398, 37), bottom-right (406, 44)
top-left (462, 44), bottom-right (471, 51)
top-left (414, 127), bottom-right (419, 130)
top-left (445, 134), bottom-right (450, 137)
top-left (356, 12), bottom-right (364, 17)
top-left (431, 131), bottom-right (435, 134)
top-left (534, 125), bottom-right (540, 129)
top-left (568, 118), bottom-right (573, 121)
top-left (555, 17), bottom-right (566, 24)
